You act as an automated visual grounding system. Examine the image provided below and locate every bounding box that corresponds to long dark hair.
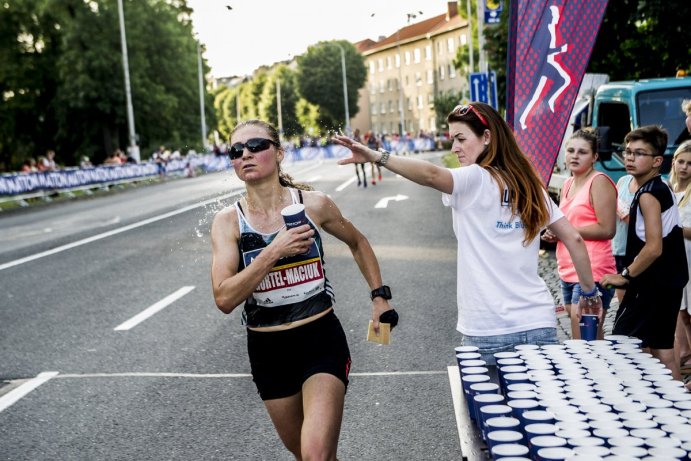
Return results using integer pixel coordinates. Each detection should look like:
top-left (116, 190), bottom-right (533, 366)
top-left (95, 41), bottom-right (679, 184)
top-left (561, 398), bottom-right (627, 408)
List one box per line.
top-left (447, 102), bottom-right (550, 244)
top-left (231, 119), bottom-right (313, 191)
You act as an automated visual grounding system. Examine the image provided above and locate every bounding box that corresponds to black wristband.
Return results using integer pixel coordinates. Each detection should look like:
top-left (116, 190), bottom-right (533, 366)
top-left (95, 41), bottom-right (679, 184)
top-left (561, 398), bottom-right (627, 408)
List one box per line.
top-left (370, 285), bottom-right (392, 300)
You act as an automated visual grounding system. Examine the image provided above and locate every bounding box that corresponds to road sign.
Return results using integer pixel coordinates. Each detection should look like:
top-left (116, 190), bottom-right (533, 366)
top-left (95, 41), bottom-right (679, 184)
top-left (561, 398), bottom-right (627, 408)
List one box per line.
top-left (488, 71), bottom-right (498, 109)
top-left (485, 0), bottom-right (503, 24)
top-left (469, 72), bottom-right (489, 103)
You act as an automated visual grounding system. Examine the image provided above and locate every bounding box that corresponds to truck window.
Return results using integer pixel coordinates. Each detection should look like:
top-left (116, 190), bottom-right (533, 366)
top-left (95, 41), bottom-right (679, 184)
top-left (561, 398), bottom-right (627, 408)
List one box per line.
top-left (638, 88), bottom-right (691, 146)
top-left (597, 102), bottom-right (630, 150)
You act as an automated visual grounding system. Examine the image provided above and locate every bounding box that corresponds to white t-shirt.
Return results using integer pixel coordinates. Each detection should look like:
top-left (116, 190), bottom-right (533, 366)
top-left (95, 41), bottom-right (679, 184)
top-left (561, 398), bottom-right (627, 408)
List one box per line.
top-left (441, 165), bottom-right (564, 336)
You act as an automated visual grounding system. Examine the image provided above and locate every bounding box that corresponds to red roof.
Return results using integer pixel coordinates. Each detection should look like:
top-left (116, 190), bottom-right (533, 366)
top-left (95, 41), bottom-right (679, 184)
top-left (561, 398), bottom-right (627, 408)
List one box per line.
top-left (359, 10), bottom-right (466, 55)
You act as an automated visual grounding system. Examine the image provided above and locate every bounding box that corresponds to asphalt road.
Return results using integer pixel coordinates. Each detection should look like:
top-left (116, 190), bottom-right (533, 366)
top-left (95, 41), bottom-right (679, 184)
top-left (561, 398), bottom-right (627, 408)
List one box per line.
top-left (0, 154), bottom-right (473, 460)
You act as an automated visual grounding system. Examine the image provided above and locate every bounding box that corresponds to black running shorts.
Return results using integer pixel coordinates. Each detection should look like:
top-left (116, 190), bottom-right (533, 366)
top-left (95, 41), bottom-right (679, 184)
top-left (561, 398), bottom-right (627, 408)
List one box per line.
top-left (247, 311), bottom-right (351, 400)
top-left (612, 282), bottom-right (683, 350)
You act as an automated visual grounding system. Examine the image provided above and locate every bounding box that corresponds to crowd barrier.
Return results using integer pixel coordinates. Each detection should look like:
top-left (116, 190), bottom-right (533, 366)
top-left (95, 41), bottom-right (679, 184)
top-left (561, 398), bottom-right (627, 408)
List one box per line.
top-left (0, 138), bottom-right (437, 198)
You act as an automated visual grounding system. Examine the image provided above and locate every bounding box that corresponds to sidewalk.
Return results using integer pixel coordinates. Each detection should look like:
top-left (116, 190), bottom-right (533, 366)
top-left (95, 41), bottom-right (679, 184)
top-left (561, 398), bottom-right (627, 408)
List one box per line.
top-left (537, 249), bottom-right (618, 342)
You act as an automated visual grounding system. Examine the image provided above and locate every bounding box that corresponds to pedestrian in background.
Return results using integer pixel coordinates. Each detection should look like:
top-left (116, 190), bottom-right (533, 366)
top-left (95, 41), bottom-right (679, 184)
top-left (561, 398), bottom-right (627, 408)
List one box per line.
top-left (210, 119), bottom-right (395, 460)
top-left (365, 130), bottom-right (382, 185)
top-left (542, 129), bottom-right (617, 339)
top-left (669, 140), bottom-right (691, 380)
top-left (602, 126), bottom-right (689, 381)
top-left (334, 102), bottom-right (601, 364)
top-left (352, 128), bottom-right (368, 187)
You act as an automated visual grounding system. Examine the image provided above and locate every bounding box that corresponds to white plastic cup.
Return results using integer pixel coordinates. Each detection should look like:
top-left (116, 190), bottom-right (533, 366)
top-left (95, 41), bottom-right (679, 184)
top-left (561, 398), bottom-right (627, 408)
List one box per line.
top-left (281, 203), bottom-right (307, 229)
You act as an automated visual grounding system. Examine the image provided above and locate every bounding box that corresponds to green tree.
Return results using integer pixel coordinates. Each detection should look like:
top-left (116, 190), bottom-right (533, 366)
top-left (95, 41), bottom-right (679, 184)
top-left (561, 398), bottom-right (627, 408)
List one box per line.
top-left (433, 90), bottom-right (463, 132)
top-left (588, 0), bottom-right (691, 79)
top-left (0, 0), bottom-right (215, 170)
top-left (0, 0), bottom-right (62, 170)
top-left (296, 40), bottom-right (366, 132)
top-left (259, 65), bottom-right (303, 137)
top-left (213, 85), bottom-right (234, 141)
top-left (453, 0), bottom-right (479, 80)
top-left (295, 98), bottom-right (320, 136)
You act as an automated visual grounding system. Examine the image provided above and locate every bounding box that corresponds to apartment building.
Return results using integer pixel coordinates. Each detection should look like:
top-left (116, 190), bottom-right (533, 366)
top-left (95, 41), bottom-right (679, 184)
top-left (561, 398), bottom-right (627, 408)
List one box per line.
top-left (352, 2), bottom-right (469, 136)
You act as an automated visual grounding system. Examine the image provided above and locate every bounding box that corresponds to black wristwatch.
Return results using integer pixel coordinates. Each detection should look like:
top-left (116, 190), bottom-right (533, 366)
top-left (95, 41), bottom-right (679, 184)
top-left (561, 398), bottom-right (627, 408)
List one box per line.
top-left (621, 267), bottom-right (634, 281)
top-left (371, 285), bottom-right (392, 300)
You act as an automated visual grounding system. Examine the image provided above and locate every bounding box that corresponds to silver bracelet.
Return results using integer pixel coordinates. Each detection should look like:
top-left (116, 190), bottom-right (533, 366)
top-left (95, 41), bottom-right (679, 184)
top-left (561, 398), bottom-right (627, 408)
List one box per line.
top-left (376, 148), bottom-right (390, 166)
top-left (580, 290), bottom-right (602, 306)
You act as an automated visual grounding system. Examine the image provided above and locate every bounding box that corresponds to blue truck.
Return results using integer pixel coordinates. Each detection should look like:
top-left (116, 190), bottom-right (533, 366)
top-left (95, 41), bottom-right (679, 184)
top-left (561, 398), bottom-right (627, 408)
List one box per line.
top-left (549, 75), bottom-right (691, 195)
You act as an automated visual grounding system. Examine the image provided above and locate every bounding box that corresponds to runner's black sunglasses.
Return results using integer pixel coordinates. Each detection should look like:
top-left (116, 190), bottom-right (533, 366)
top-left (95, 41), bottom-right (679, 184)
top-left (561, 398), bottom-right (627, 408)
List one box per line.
top-left (229, 138), bottom-right (279, 159)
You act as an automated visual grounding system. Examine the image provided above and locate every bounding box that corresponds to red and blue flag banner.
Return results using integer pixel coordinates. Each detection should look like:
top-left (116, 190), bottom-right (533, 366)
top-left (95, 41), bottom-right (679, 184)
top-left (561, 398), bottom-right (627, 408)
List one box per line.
top-left (506, 0), bottom-right (608, 184)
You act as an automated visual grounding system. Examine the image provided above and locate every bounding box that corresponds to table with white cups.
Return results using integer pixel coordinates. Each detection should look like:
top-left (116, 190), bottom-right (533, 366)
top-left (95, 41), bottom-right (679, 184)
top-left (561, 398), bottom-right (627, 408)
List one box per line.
top-left (455, 336), bottom-right (691, 461)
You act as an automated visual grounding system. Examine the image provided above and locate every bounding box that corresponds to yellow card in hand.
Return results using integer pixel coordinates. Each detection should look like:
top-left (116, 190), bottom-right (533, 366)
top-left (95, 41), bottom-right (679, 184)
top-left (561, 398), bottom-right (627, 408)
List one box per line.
top-left (366, 320), bottom-right (391, 345)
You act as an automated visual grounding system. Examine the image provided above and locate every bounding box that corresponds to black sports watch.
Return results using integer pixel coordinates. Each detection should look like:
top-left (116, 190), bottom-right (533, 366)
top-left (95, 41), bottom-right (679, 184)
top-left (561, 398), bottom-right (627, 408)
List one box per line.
top-left (621, 267), bottom-right (634, 281)
top-left (370, 285), bottom-right (392, 301)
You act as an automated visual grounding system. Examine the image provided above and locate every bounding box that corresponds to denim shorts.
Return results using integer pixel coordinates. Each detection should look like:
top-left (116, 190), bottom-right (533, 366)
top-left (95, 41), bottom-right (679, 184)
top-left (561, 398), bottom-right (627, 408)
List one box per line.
top-left (461, 328), bottom-right (558, 366)
top-left (560, 281), bottom-right (614, 311)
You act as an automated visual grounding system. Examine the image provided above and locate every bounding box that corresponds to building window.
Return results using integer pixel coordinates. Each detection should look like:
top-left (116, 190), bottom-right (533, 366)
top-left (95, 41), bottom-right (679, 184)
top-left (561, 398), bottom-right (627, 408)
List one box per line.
top-left (439, 65), bottom-right (445, 80)
top-left (449, 64), bottom-right (456, 79)
top-left (370, 83), bottom-right (376, 95)
top-left (369, 61), bottom-right (375, 74)
top-left (380, 102), bottom-right (386, 114)
top-left (371, 103), bottom-right (376, 115)
top-left (447, 38), bottom-right (454, 53)
top-left (437, 41), bottom-right (443, 54)
top-left (460, 34), bottom-right (467, 45)
top-left (378, 58), bottom-right (384, 72)
top-left (407, 97), bottom-right (412, 110)
top-left (379, 81), bottom-right (385, 93)
top-left (415, 72), bottom-right (422, 86)
top-left (417, 95), bottom-right (423, 109)
top-left (405, 75), bottom-right (409, 86)
top-left (427, 69), bottom-right (433, 84)
top-left (387, 79), bottom-right (392, 91)
top-left (425, 45), bottom-right (432, 61)
top-left (404, 51), bottom-right (411, 65)
top-left (428, 93), bottom-right (434, 104)
top-left (395, 54), bottom-right (400, 68)
top-left (414, 48), bottom-right (421, 63)
top-left (386, 56), bottom-right (392, 69)
top-left (388, 100), bottom-right (393, 113)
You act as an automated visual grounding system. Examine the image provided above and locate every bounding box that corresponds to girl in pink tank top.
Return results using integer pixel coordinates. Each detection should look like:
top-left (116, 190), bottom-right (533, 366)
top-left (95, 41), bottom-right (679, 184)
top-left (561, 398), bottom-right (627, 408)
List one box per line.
top-left (543, 129), bottom-right (617, 339)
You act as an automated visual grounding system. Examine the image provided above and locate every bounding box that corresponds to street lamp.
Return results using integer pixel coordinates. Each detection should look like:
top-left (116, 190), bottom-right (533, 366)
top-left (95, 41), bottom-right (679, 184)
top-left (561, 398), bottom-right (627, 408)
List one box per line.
top-left (395, 11), bottom-right (423, 136)
top-left (320, 42), bottom-right (350, 134)
top-left (116, 0), bottom-right (139, 162)
top-left (197, 39), bottom-right (208, 151)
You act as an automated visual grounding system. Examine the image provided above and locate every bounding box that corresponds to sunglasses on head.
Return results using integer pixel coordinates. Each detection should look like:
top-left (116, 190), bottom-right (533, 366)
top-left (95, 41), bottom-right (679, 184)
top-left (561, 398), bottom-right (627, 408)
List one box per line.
top-left (452, 104), bottom-right (489, 128)
top-left (229, 138), bottom-right (279, 159)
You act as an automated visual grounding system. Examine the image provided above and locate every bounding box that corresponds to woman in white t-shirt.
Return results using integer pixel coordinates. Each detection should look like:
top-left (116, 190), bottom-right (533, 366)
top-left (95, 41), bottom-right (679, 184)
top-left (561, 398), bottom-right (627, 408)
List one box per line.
top-left (334, 102), bottom-right (601, 364)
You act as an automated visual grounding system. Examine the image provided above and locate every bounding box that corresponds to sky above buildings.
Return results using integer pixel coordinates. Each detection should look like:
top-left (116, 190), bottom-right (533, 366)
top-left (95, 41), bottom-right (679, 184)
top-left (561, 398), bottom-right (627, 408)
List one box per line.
top-left (187, 0), bottom-right (453, 77)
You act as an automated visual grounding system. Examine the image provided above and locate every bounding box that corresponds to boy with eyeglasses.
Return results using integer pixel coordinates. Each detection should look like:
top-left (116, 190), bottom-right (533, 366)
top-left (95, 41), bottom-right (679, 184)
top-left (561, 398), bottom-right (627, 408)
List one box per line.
top-left (602, 125), bottom-right (688, 380)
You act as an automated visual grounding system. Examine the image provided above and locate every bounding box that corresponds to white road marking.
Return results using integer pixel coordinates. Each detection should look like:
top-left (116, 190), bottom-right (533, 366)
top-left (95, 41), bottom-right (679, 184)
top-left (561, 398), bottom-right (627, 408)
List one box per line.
top-left (447, 366), bottom-right (466, 452)
top-left (374, 194), bottom-right (409, 208)
top-left (335, 176), bottom-right (358, 191)
top-left (114, 286), bottom-right (195, 331)
top-left (0, 191), bottom-right (243, 272)
top-left (0, 371), bottom-right (59, 413)
top-left (306, 175), bottom-right (322, 182)
top-left (51, 370), bottom-right (447, 379)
